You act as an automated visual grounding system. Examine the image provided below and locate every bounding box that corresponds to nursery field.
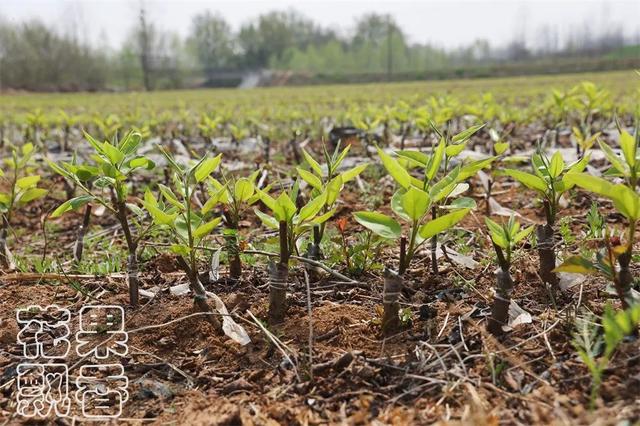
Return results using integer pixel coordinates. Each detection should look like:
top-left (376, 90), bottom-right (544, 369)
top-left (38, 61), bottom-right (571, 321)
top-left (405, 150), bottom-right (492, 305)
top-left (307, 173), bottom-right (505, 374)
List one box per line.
top-left (0, 70), bottom-right (640, 424)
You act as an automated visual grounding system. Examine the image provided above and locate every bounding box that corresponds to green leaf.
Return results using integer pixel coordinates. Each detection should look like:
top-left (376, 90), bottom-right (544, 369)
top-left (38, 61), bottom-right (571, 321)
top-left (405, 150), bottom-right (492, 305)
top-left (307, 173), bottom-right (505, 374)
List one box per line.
top-left (502, 169), bottom-right (548, 193)
top-left (297, 167), bottom-right (322, 190)
top-left (341, 164), bottom-right (367, 182)
top-left (565, 173), bottom-right (640, 220)
top-left (144, 188), bottom-right (158, 207)
top-left (201, 191), bottom-right (221, 214)
top-left (101, 141), bottom-right (125, 165)
top-left (402, 186), bottom-right (430, 221)
top-left (254, 208), bottom-right (279, 229)
top-left (311, 208), bottom-right (336, 225)
top-left (513, 225), bottom-right (535, 244)
top-left (391, 190), bottom-right (411, 222)
top-left (598, 140), bottom-right (628, 176)
top-left (0, 193), bottom-right (9, 207)
top-left (549, 151), bottom-right (565, 178)
top-left (429, 166), bottom-right (460, 202)
top-left (553, 256), bottom-right (598, 274)
top-left (494, 142), bottom-right (509, 155)
top-left (276, 192), bottom-right (297, 222)
top-left (118, 131), bottom-right (142, 156)
top-left (295, 192), bottom-right (326, 224)
top-left (234, 178), bottom-right (254, 202)
top-left (18, 188), bottom-right (48, 204)
top-left (445, 143), bottom-right (466, 158)
top-left (457, 157), bottom-right (495, 181)
top-left (332, 145), bottom-right (351, 170)
top-left (426, 139), bottom-right (445, 180)
top-left (302, 149), bottom-right (323, 176)
top-left (485, 217), bottom-right (508, 249)
top-left (561, 155), bottom-right (591, 192)
top-left (325, 175), bottom-right (343, 205)
top-left (353, 211), bottom-right (401, 239)
top-left (74, 165), bottom-right (99, 181)
top-left (193, 217), bottom-right (222, 239)
top-left (16, 175), bottom-right (40, 189)
top-left (22, 143), bottom-right (34, 157)
top-left (378, 148), bottom-right (411, 189)
top-left (143, 202), bottom-right (178, 226)
top-left (170, 244), bottom-right (190, 257)
top-left (444, 197), bottom-right (477, 209)
top-left (419, 208), bottom-right (470, 239)
top-left (619, 130), bottom-right (636, 168)
top-left (256, 189), bottom-right (284, 221)
top-left (158, 184), bottom-right (183, 210)
top-left (396, 150), bottom-right (429, 166)
top-left (452, 123), bottom-right (485, 143)
top-left (194, 154), bottom-right (222, 183)
top-left (129, 156), bottom-right (155, 170)
top-left (47, 160), bottom-right (75, 181)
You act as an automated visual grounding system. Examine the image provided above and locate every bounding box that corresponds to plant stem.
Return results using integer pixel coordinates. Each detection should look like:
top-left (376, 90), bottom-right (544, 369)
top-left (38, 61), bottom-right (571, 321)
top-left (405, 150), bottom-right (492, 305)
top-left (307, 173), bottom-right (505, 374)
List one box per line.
top-left (430, 206), bottom-right (439, 274)
top-left (305, 225), bottom-right (322, 281)
top-left (175, 255), bottom-right (221, 330)
top-left (0, 214), bottom-right (12, 270)
top-left (73, 203), bottom-right (92, 263)
top-left (488, 244), bottom-right (513, 336)
top-left (616, 220), bottom-right (635, 309)
top-left (538, 200), bottom-right (559, 297)
top-left (114, 198), bottom-right (138, 307)
top-left (399, 236), bottom-right (407, 275)
top-left (382, 268), bottom-right (403, 336)
top-left (223, 208), bottom-right (242, 280)
top-left (268, 221), bottom-right (289, 325)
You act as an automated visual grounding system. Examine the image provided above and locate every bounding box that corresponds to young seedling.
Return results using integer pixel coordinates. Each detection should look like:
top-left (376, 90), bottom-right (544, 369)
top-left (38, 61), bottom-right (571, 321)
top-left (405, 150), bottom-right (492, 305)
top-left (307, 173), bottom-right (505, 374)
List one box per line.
top-left (572, 304), bottom-right (640, 409)
top-left (485, 216), bottom-right (534, 336)
top-left (49, 131), bottom-right (155, 306)
top-left (415, 121), bottom-right (490, 273)
top-left (297, 143), bottom-right (367, 258)
top-left (0, 143), bottom-right (48, 269)
top-left (564, 128), bottom-right (640, 306)
top-left (501, 148), bottom-right (589, 297)
top-left (480, 128), bottom-right (510, 215)
top-left (572, 126), bottom-right (600, 159)
top-left (555, 227), bottom-right (638, 309)
top-left (571, 82), bottom-right (610, 157)
top-left (205, 169), bottom-right (261, 279)
top-left (353, 157), bottom-right (478, 335)
top-left (58, 110), bottom-right (78, 152)
top-left (360, 138), bottom-right (490, 275)
top-left (255, 183), bottom-right (333, 324)
top-left (25, 109), bottom-right (46, 152)
top-left (142, 148), bottom-right (223, 330)
top-left (585, 201), bottom-right (605, 239)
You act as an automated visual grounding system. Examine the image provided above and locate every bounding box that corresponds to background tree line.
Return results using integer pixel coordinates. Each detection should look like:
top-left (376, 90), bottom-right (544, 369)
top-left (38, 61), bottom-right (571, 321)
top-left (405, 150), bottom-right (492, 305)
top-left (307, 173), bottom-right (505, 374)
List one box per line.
top-left (0, 9), bottom-right (637, 92)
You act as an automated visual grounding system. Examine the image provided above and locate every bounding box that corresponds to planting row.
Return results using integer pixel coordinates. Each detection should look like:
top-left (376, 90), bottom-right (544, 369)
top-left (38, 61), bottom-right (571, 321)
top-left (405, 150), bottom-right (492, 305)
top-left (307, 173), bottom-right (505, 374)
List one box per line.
top-left (0, 80), bottom-right (636, 151)
top-left (2, 117), bottom-right (640, 408)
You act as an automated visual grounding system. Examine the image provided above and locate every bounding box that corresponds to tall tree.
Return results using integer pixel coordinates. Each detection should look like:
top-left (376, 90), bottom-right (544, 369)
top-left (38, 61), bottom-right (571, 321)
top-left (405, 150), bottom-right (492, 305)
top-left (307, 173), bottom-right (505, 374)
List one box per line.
top-left (137, 7), bottom-right (153, 91)
top-left (188, 11), bottom-right (235, 80)
top-left (238, 10), bottom-right (331, 69)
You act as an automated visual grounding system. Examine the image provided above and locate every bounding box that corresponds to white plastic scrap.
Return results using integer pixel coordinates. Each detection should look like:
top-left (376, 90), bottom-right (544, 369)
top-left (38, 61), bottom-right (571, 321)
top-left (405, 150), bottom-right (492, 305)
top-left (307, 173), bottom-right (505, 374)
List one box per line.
top-left (488, 197), bottom-right (523, 218)
top-left (206, 291), bottom-right (251, 346)
top-left (168, 283), bottom-right (251, 345)
top-left (169, 283), bottom-right (190, 296)
top-left (209, 247), bottom-right (221, 282)
top-left (505, 300), bottom-right (532, 331)
top-left (435, 243), bottom-right (478, 269)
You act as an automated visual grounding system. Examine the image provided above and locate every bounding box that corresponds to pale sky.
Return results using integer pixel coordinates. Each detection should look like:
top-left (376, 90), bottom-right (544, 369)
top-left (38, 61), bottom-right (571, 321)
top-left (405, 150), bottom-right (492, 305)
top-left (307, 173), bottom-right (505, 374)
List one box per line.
top-left (0, 0), bottom-right (638, 50)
